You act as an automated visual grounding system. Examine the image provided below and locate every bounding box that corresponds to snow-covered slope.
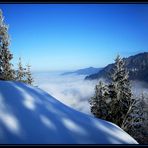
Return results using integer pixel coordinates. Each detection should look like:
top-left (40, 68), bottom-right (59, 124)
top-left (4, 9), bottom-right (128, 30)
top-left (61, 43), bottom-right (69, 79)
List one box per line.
top-left (0, 81), bottom-right (138, 144)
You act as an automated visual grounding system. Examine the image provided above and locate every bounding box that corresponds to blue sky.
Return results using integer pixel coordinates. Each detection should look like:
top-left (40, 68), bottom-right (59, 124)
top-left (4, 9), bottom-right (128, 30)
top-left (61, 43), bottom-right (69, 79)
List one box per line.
top-left (0, 4), bottom-right (148, 71)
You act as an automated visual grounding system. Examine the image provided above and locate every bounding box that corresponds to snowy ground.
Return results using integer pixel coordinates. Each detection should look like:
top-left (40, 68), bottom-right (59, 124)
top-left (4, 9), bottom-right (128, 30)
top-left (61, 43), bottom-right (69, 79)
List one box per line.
top-left (0, 81), bottom-right (138, 144)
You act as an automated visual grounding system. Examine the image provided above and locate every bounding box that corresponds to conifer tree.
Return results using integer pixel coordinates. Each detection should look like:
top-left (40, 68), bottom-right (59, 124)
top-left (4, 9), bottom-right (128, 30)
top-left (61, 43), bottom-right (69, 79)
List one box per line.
top-left (90, 55), bottom-right (133, 126)
top-left (122, 93), bottom-right (146, 144)
top-left (26, 64), bottom-right (33, 85)
top-left (90, 54), bottom-right (146, 143)
top-left (107, 55), bottom-right (132, 127)
top-left (16, 57), bottom-right (26, 82)
top-left (89, 81), bottom-right (110, 120)
top-left (0, 9), bottom-right (14, 80)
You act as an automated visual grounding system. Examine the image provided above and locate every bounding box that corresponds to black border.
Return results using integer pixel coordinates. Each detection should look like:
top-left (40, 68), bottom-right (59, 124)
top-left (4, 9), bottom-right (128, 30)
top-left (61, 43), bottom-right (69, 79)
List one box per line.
top-left (0, 1), bottom-right (147, 147)
top-left (0, 0), bottom-right (148, 4)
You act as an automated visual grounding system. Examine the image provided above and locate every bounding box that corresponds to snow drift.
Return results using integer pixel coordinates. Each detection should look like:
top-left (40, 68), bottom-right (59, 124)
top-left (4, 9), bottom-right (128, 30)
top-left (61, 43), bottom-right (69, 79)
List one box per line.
top-left (0, 81), bottom-right (138, 144)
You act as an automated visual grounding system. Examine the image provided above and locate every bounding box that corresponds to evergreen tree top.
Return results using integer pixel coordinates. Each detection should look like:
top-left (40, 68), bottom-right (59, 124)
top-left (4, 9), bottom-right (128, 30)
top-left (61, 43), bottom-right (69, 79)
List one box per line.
top-left (115, 54), bottom-right (121, 62)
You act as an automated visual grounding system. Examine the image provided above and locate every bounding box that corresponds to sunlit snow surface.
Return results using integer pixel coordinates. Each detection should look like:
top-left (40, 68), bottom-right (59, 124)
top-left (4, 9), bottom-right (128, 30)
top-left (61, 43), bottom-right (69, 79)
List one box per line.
top-left (0, 81), bottom-right (138, 144)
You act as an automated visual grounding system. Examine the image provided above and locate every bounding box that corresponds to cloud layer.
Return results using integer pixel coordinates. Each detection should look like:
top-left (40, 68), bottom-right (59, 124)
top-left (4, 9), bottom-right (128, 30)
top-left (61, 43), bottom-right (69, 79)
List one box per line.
top-left (33, 71), bottom-right (148, 115)
top-left (33, 72), bottom-right (98, 115)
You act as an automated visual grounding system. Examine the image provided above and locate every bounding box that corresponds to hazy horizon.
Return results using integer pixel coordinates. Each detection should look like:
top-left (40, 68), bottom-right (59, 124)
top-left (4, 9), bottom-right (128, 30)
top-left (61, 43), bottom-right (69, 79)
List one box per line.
top-left (32, 70), bottom-right (148, 115)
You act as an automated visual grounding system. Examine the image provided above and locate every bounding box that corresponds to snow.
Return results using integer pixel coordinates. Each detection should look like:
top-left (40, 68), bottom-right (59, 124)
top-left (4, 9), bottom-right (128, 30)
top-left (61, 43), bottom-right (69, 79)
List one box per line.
top-left (0, 81), bottom-right (138, 144)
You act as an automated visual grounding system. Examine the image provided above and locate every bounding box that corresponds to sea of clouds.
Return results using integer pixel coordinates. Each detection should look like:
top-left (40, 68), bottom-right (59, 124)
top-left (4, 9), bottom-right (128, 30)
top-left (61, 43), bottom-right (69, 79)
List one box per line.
top-left (33, 71), bottom-right (148, 115)
top-left (33, 71), bottom-right (98, 115)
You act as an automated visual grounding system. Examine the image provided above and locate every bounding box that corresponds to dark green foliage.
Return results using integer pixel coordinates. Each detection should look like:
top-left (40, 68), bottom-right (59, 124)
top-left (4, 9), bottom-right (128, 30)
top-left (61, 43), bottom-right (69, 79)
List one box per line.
top-left (0, 10), bottom-right (15, 80)
top-left (90, 54), bottom-right (146, 143)
top-left (122, 94), bottom-right (148, 144)
top-left (107, 55), bottom-right (132, 127)
top-left (89, 81), bottom-right (110, 120)
top-left (0, 9), bottom-right (34, 85)
top-left (26, 64), bottom-right (33, 85)
top-left (15, 57), bottom-right (26, 83)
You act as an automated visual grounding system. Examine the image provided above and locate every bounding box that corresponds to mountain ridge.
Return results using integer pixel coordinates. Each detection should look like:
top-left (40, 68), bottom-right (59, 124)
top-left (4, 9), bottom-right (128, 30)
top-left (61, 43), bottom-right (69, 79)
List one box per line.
top-left (61, 67), bottom-right (102, 76)
top-left (85, 52), bottom-right (148, 83)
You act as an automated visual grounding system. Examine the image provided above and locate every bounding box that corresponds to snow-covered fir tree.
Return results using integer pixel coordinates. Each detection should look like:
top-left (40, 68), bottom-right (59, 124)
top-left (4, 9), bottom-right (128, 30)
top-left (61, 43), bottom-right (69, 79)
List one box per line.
top-left (108, 55), bottom-right (132, 127)
top-left (90, 54), bottom-right (146, 143)
top-left (0, 9), bottom-right (15, 80)
top-left (122, 93), bottom-right (147, 144)
top-left (89, 81), bottom-right (110, 120)
top-left (26, 64), bottom-right (33, 85)
top-left (90, 55), bottom-right (133, 127)
top-left (16, 57), bottom-right (26, 82)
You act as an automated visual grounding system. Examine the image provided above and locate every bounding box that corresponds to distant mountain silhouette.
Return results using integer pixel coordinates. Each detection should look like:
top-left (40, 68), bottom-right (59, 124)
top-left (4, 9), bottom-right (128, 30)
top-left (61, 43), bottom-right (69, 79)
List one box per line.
top-left (61, 67), bottom-right (103, 76)
top-left (85, 52), bottom-right (148, 83)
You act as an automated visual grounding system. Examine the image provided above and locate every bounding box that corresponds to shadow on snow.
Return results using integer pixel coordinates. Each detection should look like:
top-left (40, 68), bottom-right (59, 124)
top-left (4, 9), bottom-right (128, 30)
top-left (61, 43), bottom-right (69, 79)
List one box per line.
top-left (0, 81), bottom-right (138, 144)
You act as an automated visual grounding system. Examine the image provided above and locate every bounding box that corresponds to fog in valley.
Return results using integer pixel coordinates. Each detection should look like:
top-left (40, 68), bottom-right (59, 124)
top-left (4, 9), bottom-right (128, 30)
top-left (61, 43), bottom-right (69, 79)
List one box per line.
top-left (33, 71), bottom-right (148, 115)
